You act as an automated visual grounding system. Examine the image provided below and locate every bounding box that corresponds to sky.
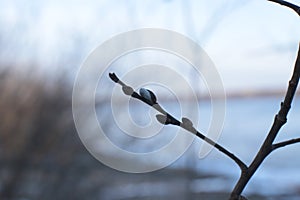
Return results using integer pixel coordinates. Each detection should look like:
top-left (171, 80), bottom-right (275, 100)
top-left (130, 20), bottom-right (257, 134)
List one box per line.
top-left (0, 0), bottom-right (299, 93)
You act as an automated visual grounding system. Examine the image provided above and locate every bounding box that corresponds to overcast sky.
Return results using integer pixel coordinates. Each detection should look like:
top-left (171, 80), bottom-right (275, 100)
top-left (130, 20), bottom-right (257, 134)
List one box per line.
top-left (0, 0), bottom-right (299, 93)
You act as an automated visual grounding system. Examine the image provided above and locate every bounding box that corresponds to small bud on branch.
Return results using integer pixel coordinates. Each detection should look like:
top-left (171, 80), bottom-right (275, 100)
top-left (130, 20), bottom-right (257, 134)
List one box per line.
top-left (109, 72), bottom-right (247, 172)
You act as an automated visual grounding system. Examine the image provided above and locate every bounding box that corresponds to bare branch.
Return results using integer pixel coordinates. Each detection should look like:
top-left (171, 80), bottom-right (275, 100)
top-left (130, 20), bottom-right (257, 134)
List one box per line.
top-left (230, 43), bottom-right (300, 200)
top-left (272, 138), bottom-right (300, 150)
top-left (268, 0), bottom-right (300, 16)
top-left (109, 72), bottom-right (248, 171)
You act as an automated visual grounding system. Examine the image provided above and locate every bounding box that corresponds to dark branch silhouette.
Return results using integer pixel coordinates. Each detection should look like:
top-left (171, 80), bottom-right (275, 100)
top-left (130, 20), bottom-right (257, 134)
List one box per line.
top-left (272, 137), bottom-right (300, 150)
top-left (109, 1), bottom-right (299, 199)
top-left (109, 72), bottom-right (248, 171)
top-left (268, 0), bottom-right (300, 16)
top-left (230, 43), bottom-right (300, 200)
top-left (109, 41), bottom-right (299, 200)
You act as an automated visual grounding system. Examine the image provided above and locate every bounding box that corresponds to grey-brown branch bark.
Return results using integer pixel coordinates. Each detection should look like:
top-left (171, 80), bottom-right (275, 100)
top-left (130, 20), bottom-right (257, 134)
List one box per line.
top-left (230, 43), bottom-right (300, 200)
top-left (109, 72), bottom-right (248, 172)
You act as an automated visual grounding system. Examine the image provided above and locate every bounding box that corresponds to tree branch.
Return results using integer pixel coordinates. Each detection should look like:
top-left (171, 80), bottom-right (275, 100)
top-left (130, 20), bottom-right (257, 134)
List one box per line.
top-left (230, 43), bottom-right (300, 200)
top-left (272, 137), bottom-right (300, 150)
top-left (268, 0), bottom-right (300, 16)
top-left (109, 72), bottom-right (248, 171)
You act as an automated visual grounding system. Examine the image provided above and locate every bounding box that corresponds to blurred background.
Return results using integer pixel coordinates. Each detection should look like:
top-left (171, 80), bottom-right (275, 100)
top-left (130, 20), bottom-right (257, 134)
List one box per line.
top-left (1, 0), bottom-right (300, 199)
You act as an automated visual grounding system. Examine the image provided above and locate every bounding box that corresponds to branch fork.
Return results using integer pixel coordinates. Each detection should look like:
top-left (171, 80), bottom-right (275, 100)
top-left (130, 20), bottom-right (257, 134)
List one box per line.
top-left (109, 2), bottom-right (300, 199)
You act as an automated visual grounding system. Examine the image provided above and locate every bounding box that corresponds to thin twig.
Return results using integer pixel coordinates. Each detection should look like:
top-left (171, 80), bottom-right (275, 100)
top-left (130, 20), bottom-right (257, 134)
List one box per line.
top-left (272, 137), bottom-right (300, 150)
top-left (198, 133), bottom-right (248, 172)
top-left (109, 72), bottom-right (248, 171)
top-left (268, 0), bottom-right (300, 16)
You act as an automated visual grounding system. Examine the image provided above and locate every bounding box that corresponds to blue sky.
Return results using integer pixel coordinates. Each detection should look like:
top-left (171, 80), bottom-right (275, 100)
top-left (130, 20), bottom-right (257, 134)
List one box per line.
top-left (0, 0), bottom-right (299, 93)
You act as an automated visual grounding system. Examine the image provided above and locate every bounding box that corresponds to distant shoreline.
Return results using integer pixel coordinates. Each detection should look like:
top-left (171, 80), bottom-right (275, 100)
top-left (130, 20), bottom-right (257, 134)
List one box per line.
top-left (222, 89), bottom-right (300, 99)
top-left (96, 90), bottom-right (300, 105)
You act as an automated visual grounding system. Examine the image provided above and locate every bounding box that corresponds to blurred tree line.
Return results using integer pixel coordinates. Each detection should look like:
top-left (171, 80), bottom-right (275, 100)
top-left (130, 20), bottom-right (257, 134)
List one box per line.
top-left (0, 66), bottom-right (268, 200)
top-left (0, 67), bottom-right (191, 200)
top-left (0, 67), bottom-right (106, 200)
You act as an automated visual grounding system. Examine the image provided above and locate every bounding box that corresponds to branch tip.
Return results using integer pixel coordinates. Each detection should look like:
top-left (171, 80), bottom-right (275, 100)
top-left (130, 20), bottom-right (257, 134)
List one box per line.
top-left (109, 72), bottom-right (119, 83)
